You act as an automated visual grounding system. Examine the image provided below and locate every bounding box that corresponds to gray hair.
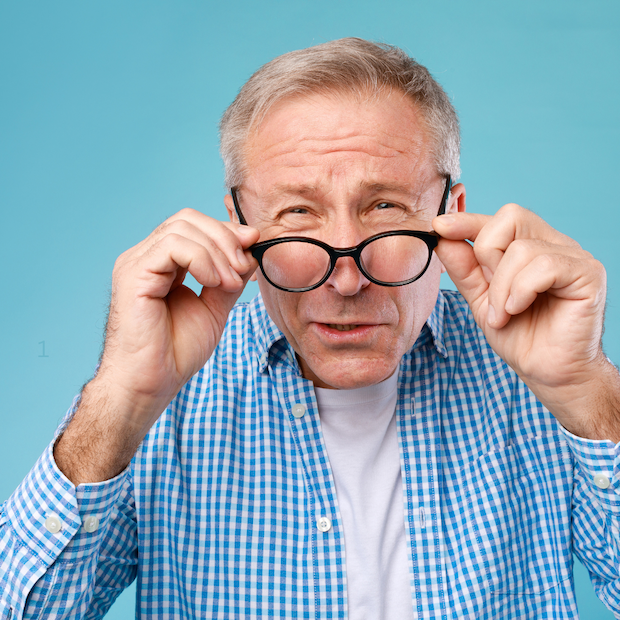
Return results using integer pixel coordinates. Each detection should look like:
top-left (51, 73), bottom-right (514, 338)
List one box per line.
top-left (219, 37), bottom-right (460, 188)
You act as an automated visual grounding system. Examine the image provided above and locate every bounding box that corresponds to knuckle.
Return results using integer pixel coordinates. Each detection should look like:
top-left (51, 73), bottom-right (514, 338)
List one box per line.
top-left (497, 202), bottom-right (524, 217)
top-left (112, 251), bottom-right (131, 276)
top-left (533, 252), bottom-right (555, 272)
top-left (589, 256), bottom-right (607, 281)
top-left (176, 207), bottom-right (198, 219)
top-left (163, 218), bottom-right (193, 237)
top-left (509, 238), bottom-right (531, 254)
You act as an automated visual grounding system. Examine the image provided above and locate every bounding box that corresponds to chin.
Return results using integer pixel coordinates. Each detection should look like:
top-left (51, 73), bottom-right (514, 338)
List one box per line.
top-left (306, 358), bottom-right (398, 390)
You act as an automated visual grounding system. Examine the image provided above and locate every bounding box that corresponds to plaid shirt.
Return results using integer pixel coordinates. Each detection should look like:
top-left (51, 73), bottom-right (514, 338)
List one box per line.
top-left (2, 290), bottom-right (620, 619)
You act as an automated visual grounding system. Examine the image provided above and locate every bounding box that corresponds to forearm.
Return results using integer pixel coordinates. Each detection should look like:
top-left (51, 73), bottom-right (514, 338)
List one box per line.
top-left (54, 375), bottom-right (167, 485)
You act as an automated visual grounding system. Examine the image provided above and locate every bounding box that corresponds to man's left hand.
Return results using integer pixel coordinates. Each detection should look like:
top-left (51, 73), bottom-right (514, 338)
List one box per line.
top-left (434, 204), bottom-right (620, 442)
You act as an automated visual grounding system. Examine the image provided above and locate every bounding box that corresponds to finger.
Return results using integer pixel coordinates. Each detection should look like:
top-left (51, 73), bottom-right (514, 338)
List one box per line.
top-left (154, 215), bottom-right (259, 274)
top-left (435, 205), bottom-right (580, 281)
top-left (164, 208), bottom-right (260, 249)
top-left (140, 234), bottom-right (243, 296)
top-left (433, 212), bottom-right (492, 243)
top-left (134, 219), bottom-right (258, 291)
top-left (485, 239), bottom-right (558, 328)
top-left (485, 238), bottom-right (593, 328)
top-left (128, 209), bottom-right (259, 273)
top-left (504, 252), bottom-right (604, 316)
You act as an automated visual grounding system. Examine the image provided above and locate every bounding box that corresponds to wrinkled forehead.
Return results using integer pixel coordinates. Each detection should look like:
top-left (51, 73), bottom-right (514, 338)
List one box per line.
top-left (240, 90), bottom-right (436, 202)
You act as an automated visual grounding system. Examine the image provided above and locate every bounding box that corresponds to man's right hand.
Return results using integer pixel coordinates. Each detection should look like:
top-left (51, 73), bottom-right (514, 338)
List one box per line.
top-left (54, 209), bottom-right (259, 485)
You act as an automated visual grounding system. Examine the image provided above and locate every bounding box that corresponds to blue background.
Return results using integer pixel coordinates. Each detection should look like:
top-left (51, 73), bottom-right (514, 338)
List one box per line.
top-left (1, 1), bottom-right (618, 617)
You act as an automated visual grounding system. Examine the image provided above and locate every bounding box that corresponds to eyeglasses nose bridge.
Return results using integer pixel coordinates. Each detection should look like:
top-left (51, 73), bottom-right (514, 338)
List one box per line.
top-left (324, 245), bottom-right (371, 292)
top-left (326, 244), bottom-right (368, 280)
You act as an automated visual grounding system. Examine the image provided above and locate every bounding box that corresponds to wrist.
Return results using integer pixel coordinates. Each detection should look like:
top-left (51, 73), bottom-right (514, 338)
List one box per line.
top-left (528, 356), bottom-right (620, 442)
top-left (54, 376), bottom-right (168, 485)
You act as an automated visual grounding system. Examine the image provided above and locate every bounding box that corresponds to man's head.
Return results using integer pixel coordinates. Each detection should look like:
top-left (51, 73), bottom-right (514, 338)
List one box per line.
top-left (220, 39), bottom-right (466, 389)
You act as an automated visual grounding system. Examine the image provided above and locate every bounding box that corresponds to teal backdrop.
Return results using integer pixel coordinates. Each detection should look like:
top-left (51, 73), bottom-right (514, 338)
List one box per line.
top-left (1, 1), bottom-right (618, 617)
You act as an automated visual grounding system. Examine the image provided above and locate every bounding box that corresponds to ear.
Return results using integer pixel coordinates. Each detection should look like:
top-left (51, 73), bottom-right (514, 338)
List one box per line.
top-left (224, 194), bottom-right (238, 224)
top-left (447, 182), bottom-right (466, 214)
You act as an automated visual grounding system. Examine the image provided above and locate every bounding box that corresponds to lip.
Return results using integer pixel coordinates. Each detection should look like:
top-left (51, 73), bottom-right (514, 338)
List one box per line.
top-left (311, 322), bottom-right (381, 344)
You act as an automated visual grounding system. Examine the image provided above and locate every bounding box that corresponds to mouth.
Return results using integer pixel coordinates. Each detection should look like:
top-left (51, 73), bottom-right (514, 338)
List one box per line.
top-left (326, 323), bottom-right (358, 332)
top-left (317, 322), bottom-right (379, 338)
top-left (310, 321), bottom-right (384, 348)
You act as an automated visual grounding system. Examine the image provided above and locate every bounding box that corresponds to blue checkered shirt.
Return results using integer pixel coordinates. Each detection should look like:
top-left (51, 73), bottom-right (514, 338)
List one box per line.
top-left (2, 290), bottom-right (620, 619)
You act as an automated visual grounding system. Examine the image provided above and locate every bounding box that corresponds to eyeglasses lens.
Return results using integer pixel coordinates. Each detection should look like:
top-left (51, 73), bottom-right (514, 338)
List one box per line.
top-left (260, 235), bottom-right (430, 290)
top-left (261, 241), bottom-right (331, 290)
top-left (359, 235), bottom-right (430, 284)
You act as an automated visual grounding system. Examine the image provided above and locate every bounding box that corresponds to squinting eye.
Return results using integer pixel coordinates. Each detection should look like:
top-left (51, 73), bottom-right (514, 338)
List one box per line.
top-left (375, 202), bottom-right (397, 210)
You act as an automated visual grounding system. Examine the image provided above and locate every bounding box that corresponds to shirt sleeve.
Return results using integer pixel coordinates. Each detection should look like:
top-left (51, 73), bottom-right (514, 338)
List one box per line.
top-left (0, 402), bottom-right (138, 619)
top-left (560, 426), bottom-right (620, 614)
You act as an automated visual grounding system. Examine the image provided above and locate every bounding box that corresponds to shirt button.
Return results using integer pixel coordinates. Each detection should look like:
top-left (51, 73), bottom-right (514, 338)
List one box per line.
top-left (292, 404), bottom-right (306, 419)
top-left (83, 516), bottom-right (100, 533)
top-left (317, 516), bottom-right (332, 532)
top-left (594, 473), bottom-right (611, 489)
top-left (45, 514), bottom-right (62, 534)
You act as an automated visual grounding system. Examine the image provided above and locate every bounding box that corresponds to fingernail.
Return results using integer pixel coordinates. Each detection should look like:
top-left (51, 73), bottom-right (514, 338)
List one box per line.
top-left (212, 266), bottom-right (221, 284)
top-left (505, 295), bottom-right (515, 313)
top-left (487, 304), bottom-right (496, 325)
top-left (236, 248), bottom-right (249, 268)
top-left (229, 265), bottom-right (242, 283)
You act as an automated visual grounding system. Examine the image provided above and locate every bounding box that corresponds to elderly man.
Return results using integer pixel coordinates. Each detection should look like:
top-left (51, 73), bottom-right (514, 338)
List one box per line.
top-left (1, 38), bottom-right (619, 619)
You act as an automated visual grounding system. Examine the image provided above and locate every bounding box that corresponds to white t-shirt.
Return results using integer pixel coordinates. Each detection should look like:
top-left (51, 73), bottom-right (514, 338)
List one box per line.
top-left (315, 372), bottom-right (414, 620)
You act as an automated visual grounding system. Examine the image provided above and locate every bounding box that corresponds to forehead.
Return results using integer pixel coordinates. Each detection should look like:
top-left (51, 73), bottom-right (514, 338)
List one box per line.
top-left (242, 90), bottom-right (436, 199)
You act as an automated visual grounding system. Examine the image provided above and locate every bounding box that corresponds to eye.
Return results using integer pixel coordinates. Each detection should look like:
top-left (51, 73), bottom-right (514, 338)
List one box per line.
top-left (375, 202), bottom-right (396, 210)
top-left (276, 206), bottom-right (312, 220)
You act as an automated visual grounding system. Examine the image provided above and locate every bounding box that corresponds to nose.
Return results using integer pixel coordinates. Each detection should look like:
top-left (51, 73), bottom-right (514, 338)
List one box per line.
top-left (325, 255), bottom-right (370, 296)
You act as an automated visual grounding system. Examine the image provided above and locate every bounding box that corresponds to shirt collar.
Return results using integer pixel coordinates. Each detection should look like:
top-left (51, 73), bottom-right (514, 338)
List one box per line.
top-left (249, 288), bottom-right (449, 373)
top-left (422, 289), bottom-right (448, 358)
top-left (249, 294), bottom-right (297, 373)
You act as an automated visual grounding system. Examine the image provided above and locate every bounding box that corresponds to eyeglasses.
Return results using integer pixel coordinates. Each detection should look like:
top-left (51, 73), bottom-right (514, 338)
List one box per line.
top-left (231, 176), bottom-right (451, 293)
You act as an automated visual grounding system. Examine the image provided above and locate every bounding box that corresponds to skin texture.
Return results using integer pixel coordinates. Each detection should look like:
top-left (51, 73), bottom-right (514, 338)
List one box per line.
top-left (434, 209), bottom-right (620, 440)
top-left (54, 89), bottom-right (619, 486)
top-left (225, 91), bottom-right (464, 389)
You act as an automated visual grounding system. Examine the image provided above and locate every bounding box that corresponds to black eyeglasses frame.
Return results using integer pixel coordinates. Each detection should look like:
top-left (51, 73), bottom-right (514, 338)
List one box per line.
top-left (230, 175), bottom-right (452, 293)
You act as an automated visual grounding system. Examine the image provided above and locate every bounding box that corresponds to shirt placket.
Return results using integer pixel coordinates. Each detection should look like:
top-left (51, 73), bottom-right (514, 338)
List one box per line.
top-left (267, 344), bottom-right (347, 620)
top-left (397, 352), bottom-right (448, 620)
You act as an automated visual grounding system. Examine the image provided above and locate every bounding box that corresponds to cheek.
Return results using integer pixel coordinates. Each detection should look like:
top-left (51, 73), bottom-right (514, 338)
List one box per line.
top-left (394, 264), bottom-right (442, 338)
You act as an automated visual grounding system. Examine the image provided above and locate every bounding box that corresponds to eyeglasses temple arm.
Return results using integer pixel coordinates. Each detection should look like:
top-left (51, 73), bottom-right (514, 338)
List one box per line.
top-left (437, 175), bottom-right (452, 216)
top-left (230, 188), bottom-right (249, 226)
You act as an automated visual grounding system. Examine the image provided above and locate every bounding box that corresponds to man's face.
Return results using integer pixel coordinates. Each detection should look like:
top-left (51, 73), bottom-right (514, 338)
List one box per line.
top-left (227, 91), bottom-right (460, 389)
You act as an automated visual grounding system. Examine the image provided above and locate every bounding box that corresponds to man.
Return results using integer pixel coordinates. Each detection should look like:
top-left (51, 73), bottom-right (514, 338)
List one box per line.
top-left (1, 37), bottom-right (619, 619)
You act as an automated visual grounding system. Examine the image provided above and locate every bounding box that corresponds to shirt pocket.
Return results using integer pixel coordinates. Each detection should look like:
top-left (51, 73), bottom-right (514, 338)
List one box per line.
top-left (459, 434), bottom-right (573, 595)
